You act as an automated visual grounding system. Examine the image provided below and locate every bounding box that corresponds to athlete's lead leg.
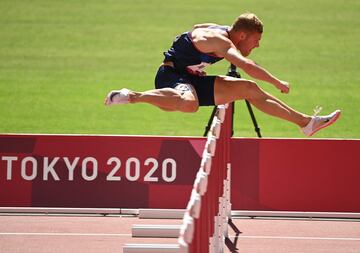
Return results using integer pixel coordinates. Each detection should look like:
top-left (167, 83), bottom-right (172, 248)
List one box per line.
top-left (214, 76), bottom-right (310, 126)
top-left (214, 76), bottom-right (341, 136)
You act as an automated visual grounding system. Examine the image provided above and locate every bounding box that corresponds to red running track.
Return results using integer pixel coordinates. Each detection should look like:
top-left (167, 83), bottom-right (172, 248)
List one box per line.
top-left (0, 214), bottom-right (359, 253)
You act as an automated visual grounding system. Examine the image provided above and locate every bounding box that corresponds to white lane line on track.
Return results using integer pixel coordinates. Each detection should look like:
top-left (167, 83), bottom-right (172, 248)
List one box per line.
top-left (0, 232), bottom-right (132, 237)
top-left (0, 233), bottom-right (359, 241)
top-left (231, 235), bottom-right (360, 241)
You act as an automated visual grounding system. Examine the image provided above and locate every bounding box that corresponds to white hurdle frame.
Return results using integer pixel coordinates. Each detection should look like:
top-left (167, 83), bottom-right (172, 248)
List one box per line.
top-left (124, 104), bottom-right (233, 253)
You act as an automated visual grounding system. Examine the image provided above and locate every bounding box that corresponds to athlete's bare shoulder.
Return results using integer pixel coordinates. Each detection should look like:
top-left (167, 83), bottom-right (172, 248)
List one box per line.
top-left (190, 26), bottom-right (232, 57)
top-left (191, 26), bottom-right (228, 41)
top-left (192, 23), bottom-right (220, 29)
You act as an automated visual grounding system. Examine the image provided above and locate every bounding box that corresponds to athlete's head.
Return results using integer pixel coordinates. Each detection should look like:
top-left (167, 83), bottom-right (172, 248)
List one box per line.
top-left (230, 13), bottom-right (263, 56)
top-left (231, 13), bottom-right (263, 34)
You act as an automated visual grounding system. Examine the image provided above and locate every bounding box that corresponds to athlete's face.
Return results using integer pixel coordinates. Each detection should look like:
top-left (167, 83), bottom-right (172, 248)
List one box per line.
top-left (236, 31), bottom-right (262, 57)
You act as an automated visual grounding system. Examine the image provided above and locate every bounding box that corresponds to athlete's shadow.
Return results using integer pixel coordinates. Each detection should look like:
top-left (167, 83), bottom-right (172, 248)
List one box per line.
top-left (225, 219), bottom-right (242, 253)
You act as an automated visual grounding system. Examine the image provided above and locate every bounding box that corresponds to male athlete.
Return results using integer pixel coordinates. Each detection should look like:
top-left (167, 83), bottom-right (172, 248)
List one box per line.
top-left (104, 13), bottom-right (340, 136)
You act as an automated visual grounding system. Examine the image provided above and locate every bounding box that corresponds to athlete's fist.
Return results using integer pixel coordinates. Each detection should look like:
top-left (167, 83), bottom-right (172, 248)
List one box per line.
top-left (276, 80), bottom-right (290, 94)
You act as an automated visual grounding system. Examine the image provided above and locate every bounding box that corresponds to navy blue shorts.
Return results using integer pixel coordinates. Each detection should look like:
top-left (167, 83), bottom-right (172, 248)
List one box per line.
top-left (154, 65), bottom-right (216, 106)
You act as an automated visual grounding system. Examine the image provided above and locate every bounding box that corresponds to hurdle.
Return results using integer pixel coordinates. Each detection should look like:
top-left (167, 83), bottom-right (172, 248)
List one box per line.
top-left (132, 224), bottom-right (181, 238)
top-left (139, 209), bottom-right (185, 219)
top-left (123, 103), bottom-right (233, 253)
top-left (179, 103), bottom-right (233, 253)
top-left (123, 244), bottom-right (180, 252)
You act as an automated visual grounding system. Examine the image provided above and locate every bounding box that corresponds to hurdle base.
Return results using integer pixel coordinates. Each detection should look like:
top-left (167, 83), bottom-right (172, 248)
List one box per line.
top-left (139, 209), bottom-right (184, 219)
top-left (132, 224), bottom-right (181, 238)
top-left (123, 243), bottom-right (180, 253)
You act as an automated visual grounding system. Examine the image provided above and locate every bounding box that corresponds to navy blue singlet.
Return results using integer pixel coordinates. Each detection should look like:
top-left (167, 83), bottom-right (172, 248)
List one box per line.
top-left (155, 26), bottom-right (230, 106)
top-left (163, 25), bottom-right (230, 74)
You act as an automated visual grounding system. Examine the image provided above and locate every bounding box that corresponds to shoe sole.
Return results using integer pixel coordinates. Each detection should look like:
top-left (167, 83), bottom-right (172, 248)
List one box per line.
top-left (308, 110), bottom-right (341, 137)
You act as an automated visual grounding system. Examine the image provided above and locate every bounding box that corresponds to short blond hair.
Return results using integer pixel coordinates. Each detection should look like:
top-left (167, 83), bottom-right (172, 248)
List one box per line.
top-left (231, 13), bottom-right (263, 33)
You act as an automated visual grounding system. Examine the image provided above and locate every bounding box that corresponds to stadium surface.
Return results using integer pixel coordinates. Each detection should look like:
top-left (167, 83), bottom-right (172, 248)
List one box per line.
top-left (0, 214), bottom-right (359, 253)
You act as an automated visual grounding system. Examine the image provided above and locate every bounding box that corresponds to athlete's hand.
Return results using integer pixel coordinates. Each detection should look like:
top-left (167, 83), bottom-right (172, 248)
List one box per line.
top-left (276, 80), bottom-right (290, 94)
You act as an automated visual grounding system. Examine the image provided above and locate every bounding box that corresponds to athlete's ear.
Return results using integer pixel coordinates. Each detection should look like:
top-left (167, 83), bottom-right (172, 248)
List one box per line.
top-left (238, 31), bottom-right (247, 40)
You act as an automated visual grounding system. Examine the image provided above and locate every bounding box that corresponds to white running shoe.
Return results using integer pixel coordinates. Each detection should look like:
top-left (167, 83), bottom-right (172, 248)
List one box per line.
top-left (301, 107), bottom-right (341, 137)
top-left (104, 88), bottom-right (130, 106)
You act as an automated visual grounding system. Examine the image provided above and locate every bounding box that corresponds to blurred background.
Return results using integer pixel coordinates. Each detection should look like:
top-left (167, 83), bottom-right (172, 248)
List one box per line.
top-left (0, 0), bottom-right (359, 138)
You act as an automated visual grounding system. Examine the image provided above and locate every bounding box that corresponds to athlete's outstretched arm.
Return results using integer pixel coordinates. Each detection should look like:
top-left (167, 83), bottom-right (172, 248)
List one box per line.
top-left (195, 34), bottom-right (290, 93)
top-left (224, 47), bottom-right (290, 93)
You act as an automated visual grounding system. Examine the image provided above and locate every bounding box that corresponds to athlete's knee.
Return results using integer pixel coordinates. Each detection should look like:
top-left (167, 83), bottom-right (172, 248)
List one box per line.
top-left (158, 90), bottom-right (198, 113)
top-left (241, 80), bottom-right (266, 99)
top-left (159, 107), bottom-right (176, 112)
top-left (175, 86), bottom-right (199, 113)
top-left (161, 89), bottom-right (198, 112)
top-left (243, 80), bottom-right (258, 92)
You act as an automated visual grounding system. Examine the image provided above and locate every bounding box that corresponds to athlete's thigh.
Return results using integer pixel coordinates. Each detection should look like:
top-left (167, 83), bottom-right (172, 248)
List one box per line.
top-left (214, 75), bottom-right (261, 105)
top-left (189, 75), bottom-right (217, 106)
top-left (155, 65), bottom-right (199, 104)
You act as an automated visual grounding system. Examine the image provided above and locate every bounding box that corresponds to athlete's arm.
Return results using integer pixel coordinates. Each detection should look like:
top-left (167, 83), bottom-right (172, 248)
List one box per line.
top-left (197, 34), bottom-right (290, 93)
top-left (225, 46), bottom-right (289, 93)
